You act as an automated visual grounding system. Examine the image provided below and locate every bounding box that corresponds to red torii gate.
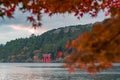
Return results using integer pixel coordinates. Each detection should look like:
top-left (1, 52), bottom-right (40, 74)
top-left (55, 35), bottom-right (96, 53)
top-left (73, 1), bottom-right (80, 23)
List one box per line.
top-left (42, 53), bottom-right (51, 63)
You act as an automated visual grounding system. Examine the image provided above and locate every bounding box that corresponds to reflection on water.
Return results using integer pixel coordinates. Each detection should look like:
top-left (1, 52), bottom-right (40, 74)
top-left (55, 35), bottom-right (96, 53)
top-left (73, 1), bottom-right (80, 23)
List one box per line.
top-left (0, 63), bottom-right (120, 80)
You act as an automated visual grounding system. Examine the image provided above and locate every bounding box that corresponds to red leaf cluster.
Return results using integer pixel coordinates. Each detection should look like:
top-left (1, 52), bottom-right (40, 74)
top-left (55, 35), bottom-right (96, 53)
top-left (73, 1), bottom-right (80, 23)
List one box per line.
top-left (65, 8), bottom-right (120, 73)
top-left (0, 0), bottom-right (120, 28)
top-left (0, 0), bottom-right (120, 73)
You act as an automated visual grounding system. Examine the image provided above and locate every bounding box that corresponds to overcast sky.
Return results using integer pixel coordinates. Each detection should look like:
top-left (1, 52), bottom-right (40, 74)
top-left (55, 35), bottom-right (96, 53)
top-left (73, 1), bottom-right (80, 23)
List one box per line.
top-left (0, 9), bottom-right (109, 44)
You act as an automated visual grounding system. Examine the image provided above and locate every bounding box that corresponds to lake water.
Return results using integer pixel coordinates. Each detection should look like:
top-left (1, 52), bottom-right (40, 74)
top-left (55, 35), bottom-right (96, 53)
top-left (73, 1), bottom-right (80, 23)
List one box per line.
top-left (0, 63), bottom-right (120, 80)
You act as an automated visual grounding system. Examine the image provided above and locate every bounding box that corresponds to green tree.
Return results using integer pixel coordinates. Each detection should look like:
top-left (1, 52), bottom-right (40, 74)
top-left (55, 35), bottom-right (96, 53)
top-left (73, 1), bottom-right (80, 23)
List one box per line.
top-left (0, 0), bottom-right (120, 72)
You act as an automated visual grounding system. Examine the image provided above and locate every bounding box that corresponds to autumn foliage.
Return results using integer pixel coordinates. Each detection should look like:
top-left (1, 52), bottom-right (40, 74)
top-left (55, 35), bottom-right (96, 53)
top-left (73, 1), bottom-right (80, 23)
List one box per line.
top-left (57, 51), bottom-right (63, 58)
top-left (65, 8), bottom-right (120, 73)
top-left (0, 0), bottom-right (120, 28)
top-left (0, 0), bottom-right (120, 73)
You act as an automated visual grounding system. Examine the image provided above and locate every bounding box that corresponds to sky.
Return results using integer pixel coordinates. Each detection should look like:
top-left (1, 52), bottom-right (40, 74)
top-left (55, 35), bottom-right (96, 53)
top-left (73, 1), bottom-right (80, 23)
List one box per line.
top-left (0, 9), bottom-right (109, 44)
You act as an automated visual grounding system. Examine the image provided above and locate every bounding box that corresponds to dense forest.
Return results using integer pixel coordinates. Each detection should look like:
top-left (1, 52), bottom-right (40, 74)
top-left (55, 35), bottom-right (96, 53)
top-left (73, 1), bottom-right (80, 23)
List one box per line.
top-left (0, 24), bottom-right (92, 62)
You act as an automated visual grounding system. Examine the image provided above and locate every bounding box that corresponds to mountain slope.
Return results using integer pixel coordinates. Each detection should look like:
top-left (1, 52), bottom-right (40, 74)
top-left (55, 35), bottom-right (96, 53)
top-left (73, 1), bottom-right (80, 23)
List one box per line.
top-left (0, 24), bottom-right (92, 62)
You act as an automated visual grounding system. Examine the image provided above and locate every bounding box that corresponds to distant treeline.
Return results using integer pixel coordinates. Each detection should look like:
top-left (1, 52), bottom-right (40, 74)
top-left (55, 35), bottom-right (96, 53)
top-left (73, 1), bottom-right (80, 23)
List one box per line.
top-left (0, 24), bottom-right (92, 62)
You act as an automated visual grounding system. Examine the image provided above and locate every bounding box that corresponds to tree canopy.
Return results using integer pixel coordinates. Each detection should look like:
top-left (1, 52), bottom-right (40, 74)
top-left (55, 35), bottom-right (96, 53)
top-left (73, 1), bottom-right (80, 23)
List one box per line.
top-left (0, 25), bottom-right (91, 62)
top-left (0, 0), bottom-right (120, 28)
top-left (65, 12), bottom-right (120, 73)
top-left (0, 0), bottom-right (120, 73)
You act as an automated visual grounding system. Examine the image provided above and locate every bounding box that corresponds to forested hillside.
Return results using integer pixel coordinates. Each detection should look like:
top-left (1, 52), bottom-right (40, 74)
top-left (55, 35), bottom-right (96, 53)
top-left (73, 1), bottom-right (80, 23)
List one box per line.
top-left (0, 24), bottom-right (92, 62)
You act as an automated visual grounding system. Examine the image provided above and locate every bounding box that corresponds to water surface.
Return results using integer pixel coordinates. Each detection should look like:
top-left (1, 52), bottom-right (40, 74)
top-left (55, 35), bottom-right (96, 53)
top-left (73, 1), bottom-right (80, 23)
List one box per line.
top-left (0, 63), bottom-right (120, 80)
